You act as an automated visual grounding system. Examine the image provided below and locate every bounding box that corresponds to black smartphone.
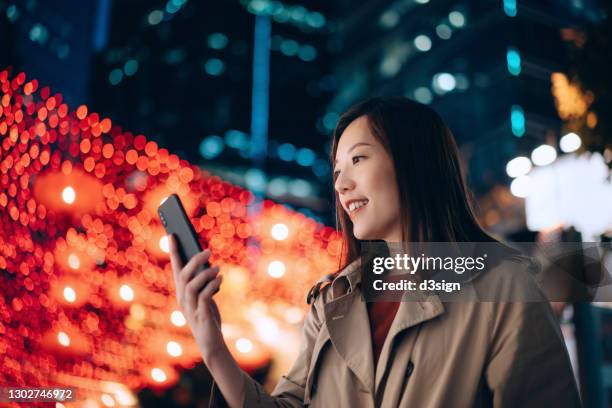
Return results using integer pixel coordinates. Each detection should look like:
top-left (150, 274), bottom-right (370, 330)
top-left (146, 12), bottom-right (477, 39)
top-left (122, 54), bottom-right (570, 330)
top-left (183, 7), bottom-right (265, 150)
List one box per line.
top-left (158, 194), bottom-right (207, 267)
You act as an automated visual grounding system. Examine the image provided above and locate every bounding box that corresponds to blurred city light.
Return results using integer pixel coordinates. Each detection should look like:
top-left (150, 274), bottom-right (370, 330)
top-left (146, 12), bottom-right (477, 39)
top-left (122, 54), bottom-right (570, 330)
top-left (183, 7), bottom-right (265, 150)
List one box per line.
top-left (166, 341), bottom-right (183, 357)
top-left (435, 24), bottom-right (452, 40)
top-left (296, 148), bottom-right (315, 166)
top-left (267, 260), bottom-right (286, 278)
top-left (448, 11), bottom-right (466, 28)
top-left (108, 69), bottom-right (123, 85)
top-left (510, 175), bottom-right (531, 198)
top-left (147, 10), bottom-right (164, 25)
top-left (506, 156), bottom-right (532, 178)
top-left (278, 143), bottom-right (296, 161)
top-left (414, 35), bottom-right (432, 52)
top-left (123, 60), bottom-right (138, 76)
top-left (119, 285), bottom-right (134, 302)
top-left (531, 144), bottom-right (557, 166)
top-left (170, 311), bottom-right (186, 327)
top-left (63, 286), bottom-right (77, 303)
top-left (271, 223), bottom-right (289, 240)
top-left (560, 132), bottom-right (582, 153)
top-left (204, 58), bottom-right (226, 76)
top-left (432, 73), bottom-right (456, 93)
top-left (62, 186), bottom-right (76, 204)
top-left (413, 87), bottom-right (433, 104)
top-left (199, 135), bottom-right (224, 159)
top-left (208, 33), bottom-right (229, 50)
top-left (235, 338), bottom-right (253, 353)
top-left (503, 0), bottom-right (517, 17)
top-left (506, 47), bottom-right (521, 76)
top-left (510, 105), bottom-right (525, 137)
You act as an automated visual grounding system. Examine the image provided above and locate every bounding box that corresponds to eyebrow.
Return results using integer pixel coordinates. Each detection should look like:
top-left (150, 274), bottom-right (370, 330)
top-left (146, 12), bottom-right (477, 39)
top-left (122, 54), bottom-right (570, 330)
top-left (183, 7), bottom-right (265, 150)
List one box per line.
top-left (333, 142), bottom-right (372, 165)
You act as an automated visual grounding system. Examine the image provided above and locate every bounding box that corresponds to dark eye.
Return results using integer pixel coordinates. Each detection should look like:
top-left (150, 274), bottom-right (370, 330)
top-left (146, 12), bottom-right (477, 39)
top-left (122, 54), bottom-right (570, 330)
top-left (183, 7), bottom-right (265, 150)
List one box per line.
top-left (333, 169), bottom-right (340, 179)
top-left (352, 155), bottom-right (365, 164)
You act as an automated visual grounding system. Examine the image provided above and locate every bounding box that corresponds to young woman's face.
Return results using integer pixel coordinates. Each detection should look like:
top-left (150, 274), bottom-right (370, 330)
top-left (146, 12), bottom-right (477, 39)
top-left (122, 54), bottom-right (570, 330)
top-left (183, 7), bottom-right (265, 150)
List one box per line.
top-left (334, 116), bottom-right (403, 243)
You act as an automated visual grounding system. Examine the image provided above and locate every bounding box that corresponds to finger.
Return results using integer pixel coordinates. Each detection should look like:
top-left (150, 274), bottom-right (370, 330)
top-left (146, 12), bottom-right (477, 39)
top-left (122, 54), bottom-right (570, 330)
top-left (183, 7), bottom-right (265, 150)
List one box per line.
top-left (197, 275), bottom-right (223, 312)
top-left (168, 234), bottom-right (184, 280)
top-left (184, 265), bottom-right (220, 312)
top-left (179, 249), bottom-right (212, 287)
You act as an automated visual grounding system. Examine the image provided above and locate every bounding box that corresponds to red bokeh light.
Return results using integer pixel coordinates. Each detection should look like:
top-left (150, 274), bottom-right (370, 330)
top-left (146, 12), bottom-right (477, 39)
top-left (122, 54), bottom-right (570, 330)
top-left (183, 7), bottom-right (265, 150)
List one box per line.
top-left (0, 69), bottom-right (343, 406)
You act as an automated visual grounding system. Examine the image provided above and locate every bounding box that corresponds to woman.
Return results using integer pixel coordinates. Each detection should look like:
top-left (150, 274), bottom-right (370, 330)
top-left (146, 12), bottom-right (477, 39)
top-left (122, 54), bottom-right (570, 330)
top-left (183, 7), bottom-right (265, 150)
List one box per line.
top-left (168, 97), bottom-right (581, 407)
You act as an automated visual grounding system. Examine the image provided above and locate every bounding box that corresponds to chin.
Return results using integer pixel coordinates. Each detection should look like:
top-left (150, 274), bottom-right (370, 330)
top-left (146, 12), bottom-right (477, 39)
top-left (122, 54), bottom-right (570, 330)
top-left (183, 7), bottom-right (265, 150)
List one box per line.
top-left (352, 227), bottom-right (379, 241)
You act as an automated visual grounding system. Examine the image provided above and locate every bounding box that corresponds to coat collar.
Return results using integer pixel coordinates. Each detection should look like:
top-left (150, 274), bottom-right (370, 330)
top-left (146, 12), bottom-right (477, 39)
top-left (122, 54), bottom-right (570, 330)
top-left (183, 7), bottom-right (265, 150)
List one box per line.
top-left (323, 258), bottom-right (446, 394)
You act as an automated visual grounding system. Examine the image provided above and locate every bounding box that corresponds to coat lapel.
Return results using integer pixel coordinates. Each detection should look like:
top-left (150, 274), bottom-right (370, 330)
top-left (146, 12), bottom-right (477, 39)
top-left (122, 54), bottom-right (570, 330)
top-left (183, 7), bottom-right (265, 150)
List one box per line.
top-left (374, 294), bottom-right (445, 392)
top-left (324, 290), bottom-right (375, 394)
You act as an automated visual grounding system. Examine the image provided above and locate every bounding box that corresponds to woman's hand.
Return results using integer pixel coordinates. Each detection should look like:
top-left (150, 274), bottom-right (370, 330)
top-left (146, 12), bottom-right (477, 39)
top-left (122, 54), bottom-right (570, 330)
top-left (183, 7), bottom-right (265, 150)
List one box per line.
top-left (168, 234), bottom-right (225, 360)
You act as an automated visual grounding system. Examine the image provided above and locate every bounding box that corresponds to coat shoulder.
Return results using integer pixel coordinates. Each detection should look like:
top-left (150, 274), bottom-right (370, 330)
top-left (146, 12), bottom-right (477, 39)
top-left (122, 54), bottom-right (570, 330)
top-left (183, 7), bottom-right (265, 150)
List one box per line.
top-left (306, 273), bottom-right (335, 305)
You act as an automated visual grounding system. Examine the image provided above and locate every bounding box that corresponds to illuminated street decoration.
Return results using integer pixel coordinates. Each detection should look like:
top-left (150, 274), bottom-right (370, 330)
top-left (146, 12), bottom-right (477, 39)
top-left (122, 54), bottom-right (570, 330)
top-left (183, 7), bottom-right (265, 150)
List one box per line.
top-left (0, 70), bottom-right (343, 403)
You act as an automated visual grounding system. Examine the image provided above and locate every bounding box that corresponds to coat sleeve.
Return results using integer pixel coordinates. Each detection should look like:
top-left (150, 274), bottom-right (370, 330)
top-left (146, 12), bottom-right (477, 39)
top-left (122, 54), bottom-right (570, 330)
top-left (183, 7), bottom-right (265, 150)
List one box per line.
top-left (209, 292), bottom-right (326, 407)
top-left (484, 289), bottom-right (581, 407)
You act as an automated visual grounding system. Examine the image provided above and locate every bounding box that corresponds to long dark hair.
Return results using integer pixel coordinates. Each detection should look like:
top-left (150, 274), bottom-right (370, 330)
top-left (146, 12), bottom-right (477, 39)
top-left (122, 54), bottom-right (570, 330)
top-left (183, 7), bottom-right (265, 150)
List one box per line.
top-left (331, 97), bottom-right (497, 269)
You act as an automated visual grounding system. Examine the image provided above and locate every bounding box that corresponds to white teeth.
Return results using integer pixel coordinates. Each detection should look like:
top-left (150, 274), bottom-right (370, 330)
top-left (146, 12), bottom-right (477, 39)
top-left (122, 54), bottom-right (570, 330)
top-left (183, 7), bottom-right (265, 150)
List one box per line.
top-left (348, 200), bottom-right (368, 212)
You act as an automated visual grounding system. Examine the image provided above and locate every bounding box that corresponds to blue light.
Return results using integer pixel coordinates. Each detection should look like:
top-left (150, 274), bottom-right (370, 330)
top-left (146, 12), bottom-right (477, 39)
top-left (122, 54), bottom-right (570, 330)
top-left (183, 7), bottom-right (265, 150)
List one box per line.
top-left (296, 148), bottom-right (316, 166)
top-left (298, 45), bottom-right (317, 61)
top-left (305, 11), bottom-right (326, 28)
top-left (278, 143), bottom-right (296, 161)
top-left (511, 105), bottom-right (525, 137)
top-left (204, 58), bottom-right (225, 76)
top-left (245, 168), bottom-right (267, 191)
top-left (312, 158), bottom-right (330, 178)
top-left (289, 179), bottom-right (312, 197)
top-left (506, 47), bottom-right (521, 76)
top-left (225, 129), bottom-right (249, 149)
top-left (124, 60), bottom-right (139, 76)
top-left (503, 0), bottom-right (517, 17)
top-left (208, 33), bottom-right (229, 50)
top-left (322, 112), bottom-right (339, 131)
top-left (280, 39), bottom-right (299, 56)
top-left (148, 10), bottom-right (164, 25)
top-left (268, 177), bottom-right (288, 197)
top-left (109, 69), bottom-right (123, 85)
top-left (199, 135), bottom-right (224, 159)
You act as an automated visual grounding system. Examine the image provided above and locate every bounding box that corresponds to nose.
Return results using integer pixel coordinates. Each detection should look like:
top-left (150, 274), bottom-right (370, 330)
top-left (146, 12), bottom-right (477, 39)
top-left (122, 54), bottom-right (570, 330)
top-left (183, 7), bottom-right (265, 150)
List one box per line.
top-left (334, 168), bottom-right (355, 194)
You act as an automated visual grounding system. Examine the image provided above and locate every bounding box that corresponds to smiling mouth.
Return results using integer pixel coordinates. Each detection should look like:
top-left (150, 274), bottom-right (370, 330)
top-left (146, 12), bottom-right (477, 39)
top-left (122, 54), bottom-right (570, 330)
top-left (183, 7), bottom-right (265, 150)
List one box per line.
top-left (347, 199), bottom-right (368, 217)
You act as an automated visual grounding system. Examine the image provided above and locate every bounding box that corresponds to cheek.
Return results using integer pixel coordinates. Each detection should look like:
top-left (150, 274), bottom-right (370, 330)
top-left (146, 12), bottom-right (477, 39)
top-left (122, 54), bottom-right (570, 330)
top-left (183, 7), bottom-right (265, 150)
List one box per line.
top-left (366, 166), bottom-right (400, 207)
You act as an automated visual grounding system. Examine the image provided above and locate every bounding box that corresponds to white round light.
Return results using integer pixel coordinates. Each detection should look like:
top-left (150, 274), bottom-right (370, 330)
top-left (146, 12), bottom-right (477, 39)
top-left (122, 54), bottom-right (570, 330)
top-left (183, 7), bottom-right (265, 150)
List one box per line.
top-left (505, 156), bottom-right (532, 178)
top-left (62, 186), bottom-right (76, 204)
top-left (159, 236), bottom-right (169, 253)
top-left (510, 175), bottom-right (532, 198)
top-left (100, 393), bottom-right (115, 407)
top-left (57, 331), bottom-right (70, 347)
top-left (531, 144), bottom-right (557, 166)
top-left (413, 35), bottom-right (432, 51)
top-left (67, 254), bottom-right (80, 270)
top-left (119, 284), bottom-right (134, 302)
top-left (267, 260), bottom-right (286, 278)
top-left (235, 337), bottom-right (253, 353)
top-left (433, 73), bottom-right (456, 92)
top-left (166, 341), bottom-right (183, 357)
top-left (151, 368), bottom-right (166, 382)
top-left (271, 223), bottom-right (289, 240)
top-left (63, 286), bottom-right (76, 303)
top-left (560, 132), bottom-right (581, 153)
top-left (448, 11), bottom-right (466, 27)
top-left (435, 24), bottom-right (452, 40)
top-left (170, 310), bottom-right (186, 327)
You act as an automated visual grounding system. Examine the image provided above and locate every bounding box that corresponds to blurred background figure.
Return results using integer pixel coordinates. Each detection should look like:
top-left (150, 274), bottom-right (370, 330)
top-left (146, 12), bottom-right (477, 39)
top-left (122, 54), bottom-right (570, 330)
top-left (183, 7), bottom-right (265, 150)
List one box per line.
top-left (1, 0), bottom-right (611, 406)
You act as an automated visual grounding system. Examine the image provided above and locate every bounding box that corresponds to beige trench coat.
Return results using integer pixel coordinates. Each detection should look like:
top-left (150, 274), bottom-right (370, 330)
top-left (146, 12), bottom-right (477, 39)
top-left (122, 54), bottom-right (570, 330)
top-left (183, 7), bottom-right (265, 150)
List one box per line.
top-left (212, 256), bottom-right (581, 407)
